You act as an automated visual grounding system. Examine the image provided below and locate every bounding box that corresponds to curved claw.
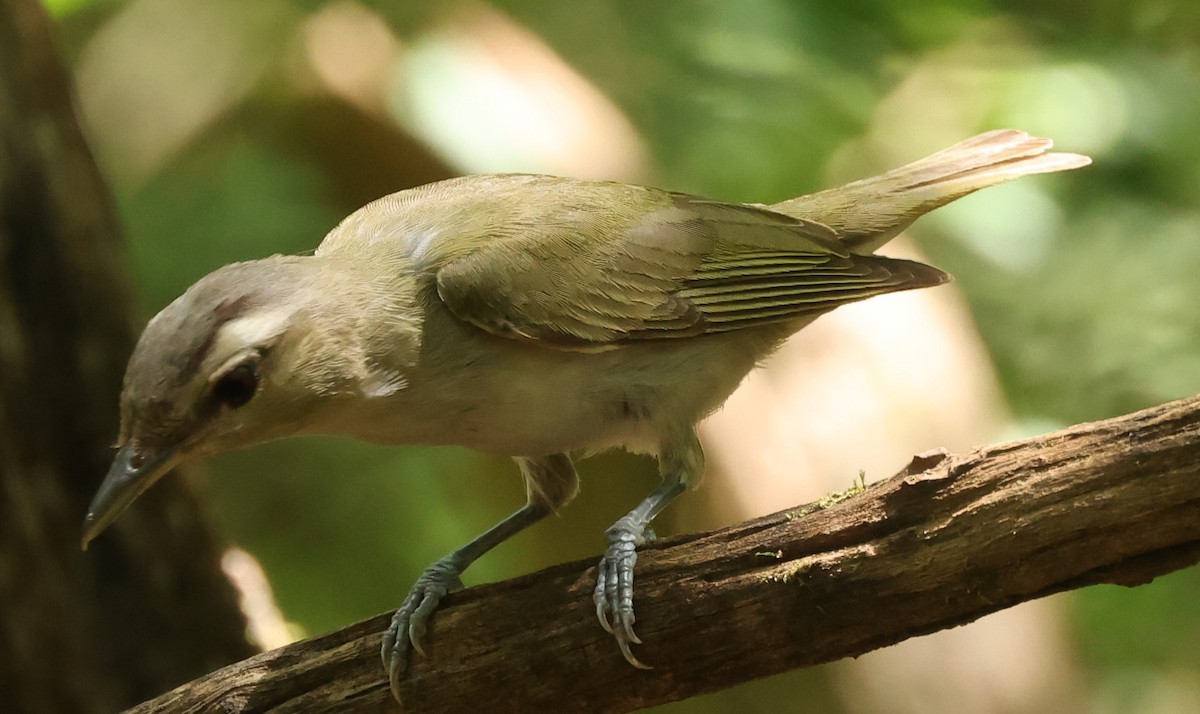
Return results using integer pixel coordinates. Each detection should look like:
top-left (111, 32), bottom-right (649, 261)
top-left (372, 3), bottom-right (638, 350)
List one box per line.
top-left (384, 605), bottom-right (413, 702)
top-left (380, 561), bottom-right (464, 700)
top-left (618, 634), bottom-right (652, 670)
top-left (621, 617), bottom-right (643, 646)
top-left (594, 517), bottom-right (653, 669)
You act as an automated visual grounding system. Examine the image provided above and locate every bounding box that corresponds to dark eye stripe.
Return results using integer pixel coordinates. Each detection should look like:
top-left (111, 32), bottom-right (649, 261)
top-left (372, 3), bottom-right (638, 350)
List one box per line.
top-left (179, 295), bottom-right (255, 384)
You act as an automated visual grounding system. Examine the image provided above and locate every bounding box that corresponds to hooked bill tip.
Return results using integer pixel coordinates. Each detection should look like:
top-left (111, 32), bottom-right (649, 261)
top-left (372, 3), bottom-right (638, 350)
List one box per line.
top-left (81, 512), bottom-right (99, 551)
top-left (81, 443), bottom-right (179, 553)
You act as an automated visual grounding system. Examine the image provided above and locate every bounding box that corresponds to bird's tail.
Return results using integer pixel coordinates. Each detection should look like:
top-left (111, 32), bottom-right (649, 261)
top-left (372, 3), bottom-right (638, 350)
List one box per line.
top-left (770, 130), bottom-right (1092, 254)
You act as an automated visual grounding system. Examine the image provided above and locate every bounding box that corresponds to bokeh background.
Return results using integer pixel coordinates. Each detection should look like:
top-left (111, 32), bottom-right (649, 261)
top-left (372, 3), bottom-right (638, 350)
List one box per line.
top-left (43, 0), bottom-right (1200, 711)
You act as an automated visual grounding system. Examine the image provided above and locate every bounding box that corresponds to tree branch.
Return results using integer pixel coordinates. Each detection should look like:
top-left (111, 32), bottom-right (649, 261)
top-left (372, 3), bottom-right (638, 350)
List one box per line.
top-left (130, 394), bottom-right (1200, 713)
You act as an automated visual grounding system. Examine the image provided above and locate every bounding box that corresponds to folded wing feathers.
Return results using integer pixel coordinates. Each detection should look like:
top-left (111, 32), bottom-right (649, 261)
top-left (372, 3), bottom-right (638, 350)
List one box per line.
top-left (438, 185), bottom-right (954, 347)
top-left (671, 253), bottom-right (948, 331)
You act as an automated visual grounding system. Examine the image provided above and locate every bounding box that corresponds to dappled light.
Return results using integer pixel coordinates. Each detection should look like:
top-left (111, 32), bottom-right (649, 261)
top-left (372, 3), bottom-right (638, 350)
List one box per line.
top-left (33, 0), bottom-right (1200, 711)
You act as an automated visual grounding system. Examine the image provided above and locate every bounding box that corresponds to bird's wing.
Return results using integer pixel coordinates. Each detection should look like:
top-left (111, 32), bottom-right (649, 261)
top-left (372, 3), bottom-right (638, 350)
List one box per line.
top-left (435, 191), bottom-right (948, 349)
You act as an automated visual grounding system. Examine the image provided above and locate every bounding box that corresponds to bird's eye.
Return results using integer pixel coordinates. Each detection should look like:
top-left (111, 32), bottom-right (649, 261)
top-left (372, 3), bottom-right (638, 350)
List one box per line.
top-left (211, 361), bottom-right (259, 409)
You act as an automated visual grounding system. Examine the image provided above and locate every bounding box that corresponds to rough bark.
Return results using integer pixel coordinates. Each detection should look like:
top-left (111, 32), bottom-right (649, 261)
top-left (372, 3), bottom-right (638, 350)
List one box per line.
top-left (130, 393), bottom-right (1200, 713)
top-left (0, 1), bottom-right (253, 712)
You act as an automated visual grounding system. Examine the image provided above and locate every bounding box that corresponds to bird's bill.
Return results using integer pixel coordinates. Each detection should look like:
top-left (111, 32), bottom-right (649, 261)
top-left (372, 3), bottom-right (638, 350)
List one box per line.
top-left (81, 444), bottom-right (177, 550)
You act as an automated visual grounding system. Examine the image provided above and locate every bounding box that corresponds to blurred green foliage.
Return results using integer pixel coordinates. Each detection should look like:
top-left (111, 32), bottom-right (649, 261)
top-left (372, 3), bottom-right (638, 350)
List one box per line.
top-left (46, 0), bottom-right (1200, 711)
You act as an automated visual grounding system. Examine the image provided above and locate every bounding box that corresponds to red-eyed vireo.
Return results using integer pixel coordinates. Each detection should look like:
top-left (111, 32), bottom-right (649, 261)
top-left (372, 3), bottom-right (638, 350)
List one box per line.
top-left (82, 130), bottom-right (1089, 699)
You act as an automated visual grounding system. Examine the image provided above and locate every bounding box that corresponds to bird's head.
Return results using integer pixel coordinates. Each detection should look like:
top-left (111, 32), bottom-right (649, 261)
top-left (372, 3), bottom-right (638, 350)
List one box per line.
top-left (82, 256), bottom-right (360, 548)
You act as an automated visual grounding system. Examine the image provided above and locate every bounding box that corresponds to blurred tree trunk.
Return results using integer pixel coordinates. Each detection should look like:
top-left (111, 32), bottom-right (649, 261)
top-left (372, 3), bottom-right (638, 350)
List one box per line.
top-left (0, 1), bottom-right (253, 712)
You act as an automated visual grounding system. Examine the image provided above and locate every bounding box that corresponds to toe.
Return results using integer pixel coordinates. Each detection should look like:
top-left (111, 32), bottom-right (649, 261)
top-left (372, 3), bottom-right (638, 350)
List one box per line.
top-left (604, 557), bottom-right (620, 616)
top-left (382, 607), bottom-right (410, 671)
top-left (408, 585), bottom-right (447, 657)
top-left (593, 561), bottom-right (614, 633)
top-left (385, 617), bottom-right (410, 699)
top-left (380, 618), bottom-right (399, 669)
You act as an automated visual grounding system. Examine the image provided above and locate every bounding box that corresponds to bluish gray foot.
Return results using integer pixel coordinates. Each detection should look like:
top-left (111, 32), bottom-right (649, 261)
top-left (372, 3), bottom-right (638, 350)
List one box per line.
top-left (592, 514), bottom-right (653, 669)
top-left (381, 557), bottom-right (464, 699)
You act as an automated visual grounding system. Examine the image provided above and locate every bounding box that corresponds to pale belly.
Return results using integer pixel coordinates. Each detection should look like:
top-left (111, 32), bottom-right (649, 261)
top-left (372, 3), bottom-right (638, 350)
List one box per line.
top-left (337, 307), bottom-right (799, 458)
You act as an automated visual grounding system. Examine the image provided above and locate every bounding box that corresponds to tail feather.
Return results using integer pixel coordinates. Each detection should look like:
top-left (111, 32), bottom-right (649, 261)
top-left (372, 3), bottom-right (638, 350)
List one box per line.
top-left (770, 130), bottom-right (1091, 253)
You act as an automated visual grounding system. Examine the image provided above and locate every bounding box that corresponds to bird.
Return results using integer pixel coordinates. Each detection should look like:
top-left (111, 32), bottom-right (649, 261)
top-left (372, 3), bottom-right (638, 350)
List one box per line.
top-left (81, 130), bottom-right (1089, 700)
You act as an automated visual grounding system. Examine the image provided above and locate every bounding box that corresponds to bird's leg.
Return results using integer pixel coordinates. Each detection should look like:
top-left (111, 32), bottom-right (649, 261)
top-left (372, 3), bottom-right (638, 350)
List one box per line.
top-left (382, 453), bottom-right (578, 699)
top-left (594, 431), bottom-right (703, 668)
